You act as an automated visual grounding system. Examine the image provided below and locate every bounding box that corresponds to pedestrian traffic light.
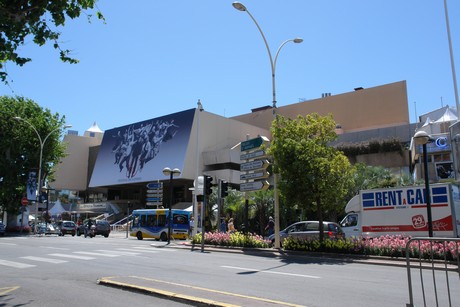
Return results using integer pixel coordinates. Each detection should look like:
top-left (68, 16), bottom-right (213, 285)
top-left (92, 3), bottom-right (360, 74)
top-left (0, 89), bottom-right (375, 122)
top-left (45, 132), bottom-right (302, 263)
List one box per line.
top-left (220, 181), bottom-right (229, 198)
top-left (204, 175), bottom-right (213, 195)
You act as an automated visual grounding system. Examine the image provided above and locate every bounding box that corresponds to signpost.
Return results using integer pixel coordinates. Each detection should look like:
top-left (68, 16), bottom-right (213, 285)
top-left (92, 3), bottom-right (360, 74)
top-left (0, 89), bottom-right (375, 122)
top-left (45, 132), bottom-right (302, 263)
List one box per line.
top-left (239, 136), bottom-right (271, 192)
top-left (146, 182), bottom-right (163, 207)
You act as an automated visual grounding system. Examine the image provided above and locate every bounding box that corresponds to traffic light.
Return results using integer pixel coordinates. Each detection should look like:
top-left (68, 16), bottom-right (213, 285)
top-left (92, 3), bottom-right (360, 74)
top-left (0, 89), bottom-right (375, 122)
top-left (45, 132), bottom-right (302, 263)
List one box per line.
top-left (220, 181), bottom-right (229, 198)
top-left (204, 175), bottom-right (213, 195)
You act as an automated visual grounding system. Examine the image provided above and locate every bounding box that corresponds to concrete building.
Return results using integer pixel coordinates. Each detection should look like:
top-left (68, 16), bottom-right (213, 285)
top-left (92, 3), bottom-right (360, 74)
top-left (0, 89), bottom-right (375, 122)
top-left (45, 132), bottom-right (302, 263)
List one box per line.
top-left (50, 80), bottom-right (422, 222)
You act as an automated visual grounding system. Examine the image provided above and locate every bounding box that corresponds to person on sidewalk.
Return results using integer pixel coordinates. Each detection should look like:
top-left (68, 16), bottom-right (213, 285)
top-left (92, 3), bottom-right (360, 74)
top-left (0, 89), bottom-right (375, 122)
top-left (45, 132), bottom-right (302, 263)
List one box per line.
top-left (265, 216), bottom-right (274, 237)
top-left (227, 218), bottom-right (235, 233)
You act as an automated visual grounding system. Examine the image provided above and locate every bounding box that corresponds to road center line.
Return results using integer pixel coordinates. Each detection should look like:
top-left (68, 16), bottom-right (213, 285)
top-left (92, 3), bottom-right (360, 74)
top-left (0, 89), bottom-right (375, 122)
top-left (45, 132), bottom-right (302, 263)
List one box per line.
top-left (221, 265), bottom-right (321, 279)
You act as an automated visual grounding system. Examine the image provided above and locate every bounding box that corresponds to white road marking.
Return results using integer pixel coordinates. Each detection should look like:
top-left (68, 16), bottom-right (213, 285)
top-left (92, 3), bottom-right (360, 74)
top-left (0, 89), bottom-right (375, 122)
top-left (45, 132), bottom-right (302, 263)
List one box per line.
top-left (221, 265), bottom-right (321, 279)
top-left (74, 251), bottom-right (120, 257)
top-left (21, 256), bottom-right (68, 264)
top-left (41, 246), bottom-right (70, 251)
top-left (0, 242), bottom-right (16, 246)
top-left (96, 250), bottom-right (140, 256)
top-left (119, 247), bottom-right (160, 254)
top-left (48, 253), bottom-right (95, 260)
top-left (0, 259), bottom-right (36, 269)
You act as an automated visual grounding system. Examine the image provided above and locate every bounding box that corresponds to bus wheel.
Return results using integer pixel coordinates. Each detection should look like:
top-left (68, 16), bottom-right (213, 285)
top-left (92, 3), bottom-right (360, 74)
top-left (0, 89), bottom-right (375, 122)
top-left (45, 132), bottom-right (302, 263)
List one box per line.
top-left (160, 232), bottom-right (168, 242)
top-left (136, 232), bottom-right (143, 240)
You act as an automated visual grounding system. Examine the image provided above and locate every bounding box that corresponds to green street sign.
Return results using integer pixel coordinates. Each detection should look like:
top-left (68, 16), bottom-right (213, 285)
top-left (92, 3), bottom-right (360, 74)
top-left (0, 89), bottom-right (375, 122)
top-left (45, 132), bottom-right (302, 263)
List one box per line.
top-left (241, 136), bottom-right (269, 152)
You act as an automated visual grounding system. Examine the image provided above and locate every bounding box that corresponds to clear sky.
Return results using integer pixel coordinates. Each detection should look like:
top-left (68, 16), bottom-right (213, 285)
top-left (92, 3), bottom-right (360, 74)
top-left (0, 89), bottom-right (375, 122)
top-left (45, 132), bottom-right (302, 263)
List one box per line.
top-left (1, 0), bottom-right (459, 135)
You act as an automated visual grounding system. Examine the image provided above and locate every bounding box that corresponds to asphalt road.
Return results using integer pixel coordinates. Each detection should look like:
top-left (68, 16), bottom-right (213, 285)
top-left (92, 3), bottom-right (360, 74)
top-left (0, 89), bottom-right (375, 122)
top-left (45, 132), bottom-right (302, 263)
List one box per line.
top-left (1, 232), bottom-right (458, 307)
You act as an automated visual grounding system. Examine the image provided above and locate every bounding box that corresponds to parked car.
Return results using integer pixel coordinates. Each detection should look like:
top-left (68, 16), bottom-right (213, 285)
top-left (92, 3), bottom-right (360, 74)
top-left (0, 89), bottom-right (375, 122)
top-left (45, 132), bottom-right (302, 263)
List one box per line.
top-left (0, 221), bottom-right (5, 236)
top-left (268, 221), bottom-right (345, 246)
top-left (55, 220), bottom-right (77, 236)
top-left (77, 219), bottom-right (110, 238)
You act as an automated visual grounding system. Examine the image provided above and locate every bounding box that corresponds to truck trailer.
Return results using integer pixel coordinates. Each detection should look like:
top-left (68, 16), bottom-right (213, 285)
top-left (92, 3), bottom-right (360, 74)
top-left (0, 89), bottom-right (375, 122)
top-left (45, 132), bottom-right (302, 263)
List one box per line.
top-left (340, 183), bottom-right (460, 238)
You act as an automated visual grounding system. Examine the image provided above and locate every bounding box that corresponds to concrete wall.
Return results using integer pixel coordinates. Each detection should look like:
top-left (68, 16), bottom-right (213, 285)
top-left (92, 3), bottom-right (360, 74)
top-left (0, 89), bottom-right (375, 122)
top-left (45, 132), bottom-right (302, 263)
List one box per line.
top-left (182, 109), bottom-right (270, 183)
top-left (231, 80), bottom-right (409, 133)
top-left (52, 134), bottom-right (102, 190)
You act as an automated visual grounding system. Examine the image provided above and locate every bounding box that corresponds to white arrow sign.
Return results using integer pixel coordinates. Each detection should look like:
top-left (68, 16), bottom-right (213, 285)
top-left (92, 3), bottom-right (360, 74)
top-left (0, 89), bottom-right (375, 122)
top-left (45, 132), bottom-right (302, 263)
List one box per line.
top-left (240, 150), bottom-right (266, 161)
top-left (240, 160), bottom-right (270, 172)
top-left (240, 180), bottom-right (270, 192)
top-left (240, 171), bottom-right (270, 180)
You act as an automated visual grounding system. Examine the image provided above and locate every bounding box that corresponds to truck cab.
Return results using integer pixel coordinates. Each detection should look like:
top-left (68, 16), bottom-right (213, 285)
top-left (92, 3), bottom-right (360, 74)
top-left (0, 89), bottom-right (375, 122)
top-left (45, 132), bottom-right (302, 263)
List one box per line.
top-left (340, 195), bottom-right (362, 238)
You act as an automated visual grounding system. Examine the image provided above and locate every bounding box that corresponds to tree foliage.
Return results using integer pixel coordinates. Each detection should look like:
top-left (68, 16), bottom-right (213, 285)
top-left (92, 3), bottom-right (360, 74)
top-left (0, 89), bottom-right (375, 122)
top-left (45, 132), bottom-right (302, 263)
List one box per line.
top-left (0, 0), bottom-right (104, 82)
top-left (0, 96), bottom-right (68, 216)
top-left (269, 113), bottom-right (355, 242)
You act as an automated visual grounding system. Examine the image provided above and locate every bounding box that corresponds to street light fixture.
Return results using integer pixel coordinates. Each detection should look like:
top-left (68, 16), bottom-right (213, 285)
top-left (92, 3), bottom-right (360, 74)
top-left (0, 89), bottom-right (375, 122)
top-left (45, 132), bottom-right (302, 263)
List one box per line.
top-left (413, 130), bottom-right (434, 237)
top-left (162, 167), bottom-right (181, 244)
top-left (232, 1), bottom-right (303, 248)
top-left (13, 116), bottom-right (72, 233)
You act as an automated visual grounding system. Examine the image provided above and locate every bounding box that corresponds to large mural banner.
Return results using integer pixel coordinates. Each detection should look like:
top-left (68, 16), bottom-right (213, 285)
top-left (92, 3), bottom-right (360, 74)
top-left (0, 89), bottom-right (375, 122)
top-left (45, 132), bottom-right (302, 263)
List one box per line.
top-left (89, 109), bottom-right (195, 187)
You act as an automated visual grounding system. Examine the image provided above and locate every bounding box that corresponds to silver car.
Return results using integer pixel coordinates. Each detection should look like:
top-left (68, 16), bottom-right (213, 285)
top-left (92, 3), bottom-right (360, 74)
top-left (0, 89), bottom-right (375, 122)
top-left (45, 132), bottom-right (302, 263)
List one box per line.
top-left (268, 221), bottom-right (345, 245)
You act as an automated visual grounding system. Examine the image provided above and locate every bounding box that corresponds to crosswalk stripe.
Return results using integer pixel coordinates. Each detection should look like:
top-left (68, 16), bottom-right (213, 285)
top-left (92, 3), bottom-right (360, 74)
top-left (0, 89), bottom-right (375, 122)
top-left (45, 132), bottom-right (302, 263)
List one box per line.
top-left (96, 250), bottom-right (141, 256)
top-left (119, 248), bottom-right (159, 254)
top-left (21, 256), bottom-right (68, 264)
top-left (48, 253), bottom-right (95, 260)
top-left (0, 259), bottom-right (36, 269)
top-left (74, 251), bottom-right (119, 257)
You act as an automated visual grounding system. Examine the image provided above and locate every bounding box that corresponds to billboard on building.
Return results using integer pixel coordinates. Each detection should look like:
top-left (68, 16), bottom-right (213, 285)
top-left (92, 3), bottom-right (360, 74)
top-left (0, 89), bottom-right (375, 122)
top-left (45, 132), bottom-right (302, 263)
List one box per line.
top-left (89, 109), bottom-right (195, 187)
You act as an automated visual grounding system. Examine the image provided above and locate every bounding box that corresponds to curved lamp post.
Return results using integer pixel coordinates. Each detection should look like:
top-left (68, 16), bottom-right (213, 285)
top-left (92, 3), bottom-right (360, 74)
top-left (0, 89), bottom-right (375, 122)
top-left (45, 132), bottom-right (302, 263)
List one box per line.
top-left (13, 117), bottom-right (72, 233)
top-left (413, 130), bottom-right (433, 237)
top-left (162, 167), bottom-right (181, 244)
top-left (232, 1), bottom-right (303, 248)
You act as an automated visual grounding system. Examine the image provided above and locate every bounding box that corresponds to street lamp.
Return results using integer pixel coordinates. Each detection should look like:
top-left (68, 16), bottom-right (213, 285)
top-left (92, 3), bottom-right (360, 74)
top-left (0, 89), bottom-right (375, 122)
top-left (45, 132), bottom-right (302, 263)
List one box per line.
top-left (162, 167), bottom-right (181, 244)
top-left (13, 116), bottom-right (72, 233)
top-left (232, 1), bottom-right (303, 248)
top-left (413, 130), bottom-right (434, 237)
top-left (41, 185), bottom-right (55, 233)
top-left (194, 100), bottom-right (204, 236)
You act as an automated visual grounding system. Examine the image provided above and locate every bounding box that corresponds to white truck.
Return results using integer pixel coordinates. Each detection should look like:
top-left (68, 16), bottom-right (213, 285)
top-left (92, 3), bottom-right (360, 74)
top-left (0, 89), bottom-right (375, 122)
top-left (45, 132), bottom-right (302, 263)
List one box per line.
top-left (340, 183), bottom-right (460, 238)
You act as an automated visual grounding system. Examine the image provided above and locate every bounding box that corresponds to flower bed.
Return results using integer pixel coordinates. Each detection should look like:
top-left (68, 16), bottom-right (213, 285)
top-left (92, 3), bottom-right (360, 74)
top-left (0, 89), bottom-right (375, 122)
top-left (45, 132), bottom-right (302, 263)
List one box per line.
top-left (283, 235), bottom-right (459, 260)
top-left (191, 231), bottom-right (270, 248)
top-left (193, 231), bottom-right (460, 261)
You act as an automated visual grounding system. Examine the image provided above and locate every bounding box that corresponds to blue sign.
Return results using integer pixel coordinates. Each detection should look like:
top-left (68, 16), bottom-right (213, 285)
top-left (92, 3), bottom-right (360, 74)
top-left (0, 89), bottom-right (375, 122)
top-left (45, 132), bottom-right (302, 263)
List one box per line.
top-left (147, 182), bottom-right (163, 189)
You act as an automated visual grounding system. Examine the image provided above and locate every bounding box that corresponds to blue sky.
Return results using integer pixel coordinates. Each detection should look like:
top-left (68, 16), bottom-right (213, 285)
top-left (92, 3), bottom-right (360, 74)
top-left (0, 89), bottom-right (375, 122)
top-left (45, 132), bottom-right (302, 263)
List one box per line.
top-left (1, 0), bottom-right (459, 135)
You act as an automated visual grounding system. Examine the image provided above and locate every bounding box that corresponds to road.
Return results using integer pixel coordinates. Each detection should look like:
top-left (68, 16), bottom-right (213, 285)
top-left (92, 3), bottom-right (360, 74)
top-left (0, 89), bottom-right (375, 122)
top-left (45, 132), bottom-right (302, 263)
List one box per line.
top-left (1, 232), bottom-right (458, 307)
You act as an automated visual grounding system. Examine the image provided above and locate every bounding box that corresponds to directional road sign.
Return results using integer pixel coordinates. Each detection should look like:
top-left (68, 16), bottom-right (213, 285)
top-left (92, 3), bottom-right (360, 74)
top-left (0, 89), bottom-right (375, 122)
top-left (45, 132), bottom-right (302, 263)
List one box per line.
top-left (240, 180), bottom-right (270, 192)
top-left (240, 150), bottom-right (266, 161)
top-left (146, 193), bottom-right (163, 198)
top-left (241, 136), bottom-right (269, 152)
top-left (147, 189), bottom-right (163, 194)
top-left (146, 202), bottom-right (162, 206)
top-left (240, 171), bottom-right (270, 181)
top-left (240, 160), bottom-right (270, 172)
top-left (146, 197), bottom-right (162, 202)
top-left (146, 182), bottom-right (163, 189)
